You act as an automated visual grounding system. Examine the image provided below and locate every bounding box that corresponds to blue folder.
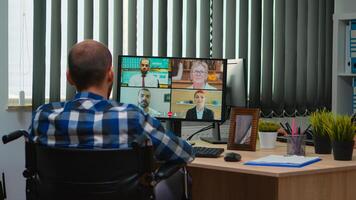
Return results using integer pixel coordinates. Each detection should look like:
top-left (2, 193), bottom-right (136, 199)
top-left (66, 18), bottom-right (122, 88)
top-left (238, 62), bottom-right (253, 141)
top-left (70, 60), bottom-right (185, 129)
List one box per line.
top-left (244, 155), bottom-right (321, 168)
top-left (350, 20), bottom-right (356, 73)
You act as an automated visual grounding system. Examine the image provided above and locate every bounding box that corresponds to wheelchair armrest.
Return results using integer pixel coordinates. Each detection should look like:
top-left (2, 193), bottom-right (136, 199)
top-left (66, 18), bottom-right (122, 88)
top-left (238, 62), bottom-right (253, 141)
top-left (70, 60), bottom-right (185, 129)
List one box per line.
top-left (154, 163), bottom-right (184, 184)
top-left (2, 130), bottom-right (28, 144)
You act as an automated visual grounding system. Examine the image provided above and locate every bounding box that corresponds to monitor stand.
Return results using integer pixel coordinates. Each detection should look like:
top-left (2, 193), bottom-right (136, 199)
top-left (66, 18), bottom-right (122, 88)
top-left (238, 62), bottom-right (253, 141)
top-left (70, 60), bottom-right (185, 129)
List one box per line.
top-left (165, 120), bottom-right (182, 137)
top-left (200, 122), bottom-right (228, 144)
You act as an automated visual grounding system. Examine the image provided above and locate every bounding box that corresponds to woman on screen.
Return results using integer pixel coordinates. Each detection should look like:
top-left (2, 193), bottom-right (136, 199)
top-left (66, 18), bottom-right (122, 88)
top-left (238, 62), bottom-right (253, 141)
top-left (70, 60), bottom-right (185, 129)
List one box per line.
top-left (188, 61), bottom-right (216, 90)
top-left (185, 90), bottom-right (214, 120)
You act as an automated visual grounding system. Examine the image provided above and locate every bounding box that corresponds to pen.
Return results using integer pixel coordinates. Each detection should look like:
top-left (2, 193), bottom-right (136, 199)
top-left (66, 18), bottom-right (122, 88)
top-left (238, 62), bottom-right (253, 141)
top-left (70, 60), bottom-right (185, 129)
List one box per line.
top-left (304, 124), bottom-right (311, 133)
top-left (283, 123), bottom-right (292, 135)
top-left (292, 118), bottom-right (296, 136)
top-left (279, 122), bottom-right (287, 131)
top-left (279, 122), bottom-right (290, 135)
top-left (285, 122), bottom-right (292, 135)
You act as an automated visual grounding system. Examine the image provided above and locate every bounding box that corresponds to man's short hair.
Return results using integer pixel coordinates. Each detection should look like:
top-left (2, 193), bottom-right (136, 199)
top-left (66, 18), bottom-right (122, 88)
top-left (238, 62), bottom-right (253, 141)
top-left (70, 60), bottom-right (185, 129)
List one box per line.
top-left (68, 40), bottom-right (112, 91)
top-left (140, 58), bottom-right (150, 65)
top-left (138, 88), bottom-right (151, 96)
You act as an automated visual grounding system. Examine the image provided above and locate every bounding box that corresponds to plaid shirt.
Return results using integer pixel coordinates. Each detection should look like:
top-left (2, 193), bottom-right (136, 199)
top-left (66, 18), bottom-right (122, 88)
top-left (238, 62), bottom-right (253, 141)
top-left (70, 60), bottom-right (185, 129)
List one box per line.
top-left (29, 92), bottom-right (194, 164)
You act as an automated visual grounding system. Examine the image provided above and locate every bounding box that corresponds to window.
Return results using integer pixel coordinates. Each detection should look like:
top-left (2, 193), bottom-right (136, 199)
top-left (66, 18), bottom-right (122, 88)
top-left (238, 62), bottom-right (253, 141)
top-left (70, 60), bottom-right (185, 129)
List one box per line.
top-left (8, 0), bottom-right (219, 108)
top-left (8, 0), bottom-right (33, 106)
top-left (8, 0), bottom-right (131, 106)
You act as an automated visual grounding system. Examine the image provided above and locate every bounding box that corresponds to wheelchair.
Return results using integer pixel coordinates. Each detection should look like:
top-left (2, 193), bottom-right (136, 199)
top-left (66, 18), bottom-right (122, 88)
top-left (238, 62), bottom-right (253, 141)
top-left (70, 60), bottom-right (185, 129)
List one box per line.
top-left (2, 130), bottom-right (187, 200)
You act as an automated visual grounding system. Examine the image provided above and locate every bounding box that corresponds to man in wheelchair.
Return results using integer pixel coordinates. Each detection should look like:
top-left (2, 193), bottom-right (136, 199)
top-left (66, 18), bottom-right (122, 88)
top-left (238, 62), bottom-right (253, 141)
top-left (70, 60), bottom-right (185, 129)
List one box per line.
top-left (21, 40), bottom-right (194, 200)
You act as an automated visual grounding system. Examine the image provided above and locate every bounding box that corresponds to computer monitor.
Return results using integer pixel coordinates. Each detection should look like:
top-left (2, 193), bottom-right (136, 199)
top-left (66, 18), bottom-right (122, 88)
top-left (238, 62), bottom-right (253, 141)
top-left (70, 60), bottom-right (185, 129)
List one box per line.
top-left (225, 59), bottom-right (246, 108)
top-left (117, 56), bottom-right (227, 130)
top-left (199, 58), bottom-right (247, 144)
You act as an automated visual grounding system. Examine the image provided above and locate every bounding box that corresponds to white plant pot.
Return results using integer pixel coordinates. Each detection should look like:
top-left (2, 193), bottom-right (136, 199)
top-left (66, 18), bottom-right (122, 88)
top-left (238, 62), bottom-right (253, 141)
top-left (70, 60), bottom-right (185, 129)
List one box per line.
top-left (259, 132), bottom-right (278, 149)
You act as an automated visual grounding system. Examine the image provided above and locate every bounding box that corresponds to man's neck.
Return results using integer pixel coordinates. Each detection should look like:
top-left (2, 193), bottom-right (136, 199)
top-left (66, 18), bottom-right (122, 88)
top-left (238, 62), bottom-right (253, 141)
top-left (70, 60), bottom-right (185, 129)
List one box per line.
top-left (81, 87), bottom-right (108, 99)
top-left (139, 105), bottom-right (149, 113)
top-left (141, 71), bottom-right (148, 77)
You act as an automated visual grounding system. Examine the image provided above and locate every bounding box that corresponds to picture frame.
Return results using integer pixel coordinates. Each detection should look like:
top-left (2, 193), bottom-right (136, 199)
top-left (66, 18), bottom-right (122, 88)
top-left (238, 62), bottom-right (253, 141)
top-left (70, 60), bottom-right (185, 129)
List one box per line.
top-left (164, 93), bottom-right (171, 102)
top-left (227, 108), bottom-right (260, 151)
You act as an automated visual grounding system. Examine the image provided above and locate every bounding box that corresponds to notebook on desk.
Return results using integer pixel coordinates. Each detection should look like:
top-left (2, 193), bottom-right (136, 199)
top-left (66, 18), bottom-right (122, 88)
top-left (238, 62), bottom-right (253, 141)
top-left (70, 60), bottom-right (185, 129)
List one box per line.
top-left (244, 155), bottom-right (321, 168)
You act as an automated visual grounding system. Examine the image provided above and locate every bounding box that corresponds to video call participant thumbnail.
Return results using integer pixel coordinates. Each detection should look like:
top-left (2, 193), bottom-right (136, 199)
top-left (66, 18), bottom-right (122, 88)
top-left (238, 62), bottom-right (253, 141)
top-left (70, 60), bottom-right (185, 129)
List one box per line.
top-left (120, 87), bottom-right (170, 118)
top-left (188, 61), bottom-right (216, 90)
top-left (128, 58), bottom-right (159, 87)
top-left (137, 88), bottom-right (161, 117)
top-left (185, 90), bottom-right (214, 120)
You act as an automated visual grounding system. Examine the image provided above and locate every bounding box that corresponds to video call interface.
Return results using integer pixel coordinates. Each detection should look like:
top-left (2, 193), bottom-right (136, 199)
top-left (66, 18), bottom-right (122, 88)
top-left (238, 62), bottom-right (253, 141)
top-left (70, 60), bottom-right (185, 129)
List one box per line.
top-left (118, 56), bottom-right (226, 121)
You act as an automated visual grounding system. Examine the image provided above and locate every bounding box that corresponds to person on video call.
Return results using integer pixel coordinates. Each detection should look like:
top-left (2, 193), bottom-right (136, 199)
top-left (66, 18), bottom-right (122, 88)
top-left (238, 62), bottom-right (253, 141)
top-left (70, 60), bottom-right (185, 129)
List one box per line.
top-left (185, 90), bottom-right (214, 120)
top-left (128, 58), bottom-right (159, 87)
top-left (188, 61), bottom-right (216, 90)
top-left (137, 88), bottom-right (161, 117)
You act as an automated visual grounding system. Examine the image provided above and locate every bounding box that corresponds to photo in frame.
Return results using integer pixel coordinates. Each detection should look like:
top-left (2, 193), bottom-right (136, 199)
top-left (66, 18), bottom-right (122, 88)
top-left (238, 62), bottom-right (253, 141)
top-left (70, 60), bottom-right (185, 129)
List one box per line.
top-left (164, 93), bottom-right (171, 102)
top-left (228, 108), bottom-right (260, 151)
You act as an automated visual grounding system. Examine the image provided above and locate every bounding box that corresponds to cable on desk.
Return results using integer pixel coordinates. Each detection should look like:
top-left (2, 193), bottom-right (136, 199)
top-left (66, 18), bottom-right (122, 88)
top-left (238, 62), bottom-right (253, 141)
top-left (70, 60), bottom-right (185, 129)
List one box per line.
top-left (186, 124), bottom-right (213, 141)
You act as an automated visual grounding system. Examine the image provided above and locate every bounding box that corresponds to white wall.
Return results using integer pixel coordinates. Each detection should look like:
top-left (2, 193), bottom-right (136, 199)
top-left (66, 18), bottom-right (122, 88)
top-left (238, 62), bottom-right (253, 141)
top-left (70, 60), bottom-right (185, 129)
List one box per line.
top-left (335, 0), bottom-right (356, 14)
top-left (0, 1), bottom-right (32, 199)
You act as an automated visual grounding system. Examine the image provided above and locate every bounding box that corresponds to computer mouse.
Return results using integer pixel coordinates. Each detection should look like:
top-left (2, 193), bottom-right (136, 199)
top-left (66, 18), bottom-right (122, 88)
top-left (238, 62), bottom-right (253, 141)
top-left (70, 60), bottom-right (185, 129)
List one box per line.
top-left (224, 152), bottom-right (241, 162)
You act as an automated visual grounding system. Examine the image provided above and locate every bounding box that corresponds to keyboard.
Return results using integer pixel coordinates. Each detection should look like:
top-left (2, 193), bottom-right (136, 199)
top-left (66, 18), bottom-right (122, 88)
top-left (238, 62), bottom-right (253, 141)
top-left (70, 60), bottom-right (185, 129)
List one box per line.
top-left (193, 146), bottom-right (225, 158)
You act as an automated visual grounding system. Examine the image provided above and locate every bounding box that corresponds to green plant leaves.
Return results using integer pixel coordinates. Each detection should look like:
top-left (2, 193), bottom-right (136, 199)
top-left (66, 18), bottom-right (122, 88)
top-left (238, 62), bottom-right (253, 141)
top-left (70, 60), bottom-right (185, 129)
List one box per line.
top-left (258, 121), bottom-right (280, 132)
top-left (311, 110), bottom-right (355, 141)
top-left (310, 110), bottom-right (333, 137)
top-left (325, 115), bottom-right (356, 142)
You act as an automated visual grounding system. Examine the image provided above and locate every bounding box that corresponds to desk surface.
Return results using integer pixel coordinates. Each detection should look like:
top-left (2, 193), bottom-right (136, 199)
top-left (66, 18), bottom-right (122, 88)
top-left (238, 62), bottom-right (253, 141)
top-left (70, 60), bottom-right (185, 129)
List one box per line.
top-left (189, 141), bottom-right (356, 177)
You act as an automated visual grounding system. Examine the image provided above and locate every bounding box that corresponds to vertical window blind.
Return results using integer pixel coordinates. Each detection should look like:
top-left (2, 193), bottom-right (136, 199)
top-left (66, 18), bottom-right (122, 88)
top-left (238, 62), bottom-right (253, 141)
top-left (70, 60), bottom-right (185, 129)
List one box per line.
top-left (32, 0), bottom-right (334, 117)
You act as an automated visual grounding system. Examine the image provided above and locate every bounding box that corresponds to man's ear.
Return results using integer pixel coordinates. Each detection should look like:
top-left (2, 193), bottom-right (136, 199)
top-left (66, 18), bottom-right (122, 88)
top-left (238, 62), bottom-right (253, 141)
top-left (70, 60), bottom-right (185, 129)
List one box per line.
top-left (66, 70), bottom-right (75, 86)
top-left (107, 66), bottom-right (114, 83)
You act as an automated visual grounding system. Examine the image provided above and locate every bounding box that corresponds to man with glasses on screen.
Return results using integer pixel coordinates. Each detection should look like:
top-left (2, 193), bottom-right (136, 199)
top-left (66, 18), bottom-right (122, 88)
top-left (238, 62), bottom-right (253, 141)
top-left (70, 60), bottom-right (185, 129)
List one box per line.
top-left (188, 61), bottom-right (216, 90)
top-left (128, 58), bottom-right (159, 87)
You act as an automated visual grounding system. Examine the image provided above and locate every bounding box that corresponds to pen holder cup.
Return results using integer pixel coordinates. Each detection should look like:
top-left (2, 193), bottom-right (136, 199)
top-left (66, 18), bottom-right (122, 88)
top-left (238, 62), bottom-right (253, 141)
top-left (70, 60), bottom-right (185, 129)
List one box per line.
top-left (286, 135), bottom-right (306, 156)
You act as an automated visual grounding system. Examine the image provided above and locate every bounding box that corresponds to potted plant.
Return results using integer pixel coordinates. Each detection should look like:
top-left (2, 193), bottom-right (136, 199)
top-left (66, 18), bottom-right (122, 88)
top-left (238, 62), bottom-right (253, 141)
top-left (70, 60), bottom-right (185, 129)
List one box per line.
top-left (310, 110), bottom-right (333, 154)
top-left (258, 120), bottom-right (280, 149)
top-left (326, 115), bottom-right (356, 161)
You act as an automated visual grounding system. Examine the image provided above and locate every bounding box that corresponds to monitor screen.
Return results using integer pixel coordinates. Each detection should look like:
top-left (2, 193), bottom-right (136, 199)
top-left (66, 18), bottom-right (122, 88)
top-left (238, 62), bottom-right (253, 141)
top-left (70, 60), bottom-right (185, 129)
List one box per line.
top-left (117, 55), bottom-right (227, 122)
top-left (226, 58), bottom-right (246, 107)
